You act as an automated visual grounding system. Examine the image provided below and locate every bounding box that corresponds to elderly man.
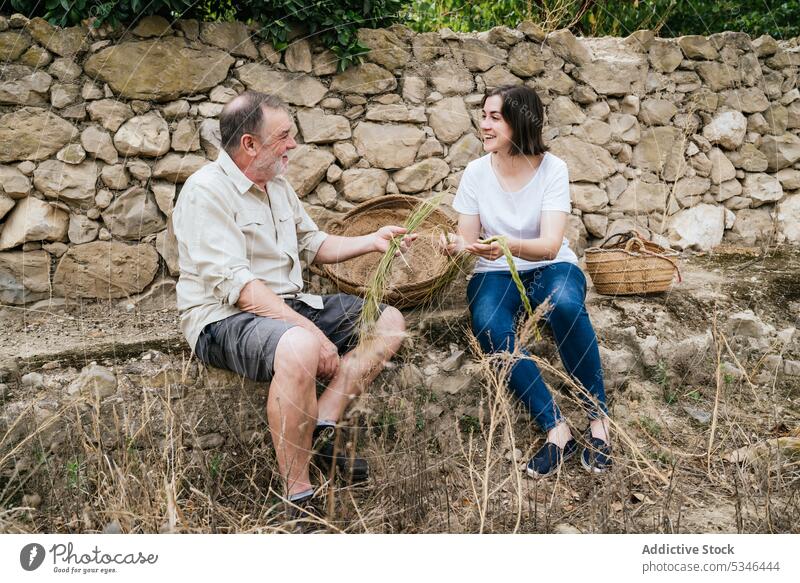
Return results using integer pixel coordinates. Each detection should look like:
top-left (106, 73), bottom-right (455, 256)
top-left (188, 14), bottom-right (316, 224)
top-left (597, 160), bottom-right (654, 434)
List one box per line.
top-left (172, 91), bottom-right (410, 517)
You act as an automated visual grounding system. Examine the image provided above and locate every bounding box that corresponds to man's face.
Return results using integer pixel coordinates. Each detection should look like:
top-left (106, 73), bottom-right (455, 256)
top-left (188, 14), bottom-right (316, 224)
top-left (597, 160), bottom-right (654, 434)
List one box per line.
top-left (248, 107), bottom-right (297, 179)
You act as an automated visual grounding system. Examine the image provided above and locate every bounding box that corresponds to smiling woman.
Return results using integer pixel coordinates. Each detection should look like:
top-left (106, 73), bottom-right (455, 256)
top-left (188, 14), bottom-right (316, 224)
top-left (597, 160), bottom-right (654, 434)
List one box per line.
top-left (440, 84), bottom-right (613, 480)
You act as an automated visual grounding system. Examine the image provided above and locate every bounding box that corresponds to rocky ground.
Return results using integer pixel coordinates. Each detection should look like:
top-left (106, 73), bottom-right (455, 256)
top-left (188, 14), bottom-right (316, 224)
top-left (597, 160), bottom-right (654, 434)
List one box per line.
top-left (0, 247), bottom-right (798, 533)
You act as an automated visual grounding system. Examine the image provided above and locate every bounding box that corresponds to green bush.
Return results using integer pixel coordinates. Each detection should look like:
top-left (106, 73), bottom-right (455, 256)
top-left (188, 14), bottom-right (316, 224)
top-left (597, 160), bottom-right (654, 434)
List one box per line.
top-left (7, 0), bottom-right (201, 27)
top-left (7, 0), bottom-right (404, 70)
top-left (404, 0), bottom-right (536, 33)
top-left (659, 0), bottom-right (800, 39)
top-left (240, 1), bottom-right (405, 71)
top-left (9, 0), bottom-right (800, 66)
top-left (404, 0), bottom-right (800, 39)
top-left (577, 0), bottom-right (800, 39)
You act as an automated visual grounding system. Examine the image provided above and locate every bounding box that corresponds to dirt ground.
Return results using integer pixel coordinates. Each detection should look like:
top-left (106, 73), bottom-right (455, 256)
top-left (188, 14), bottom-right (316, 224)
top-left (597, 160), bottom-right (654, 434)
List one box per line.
top-left (1, 246), bottom-right (798, 533)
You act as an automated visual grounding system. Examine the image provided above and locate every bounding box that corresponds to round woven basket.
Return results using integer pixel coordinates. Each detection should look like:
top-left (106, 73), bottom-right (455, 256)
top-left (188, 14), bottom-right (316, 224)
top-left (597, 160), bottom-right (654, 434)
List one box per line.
top-left (584, 231), bottom-right (681, 295)
top-left (317, 195), bottom-right (457, 308)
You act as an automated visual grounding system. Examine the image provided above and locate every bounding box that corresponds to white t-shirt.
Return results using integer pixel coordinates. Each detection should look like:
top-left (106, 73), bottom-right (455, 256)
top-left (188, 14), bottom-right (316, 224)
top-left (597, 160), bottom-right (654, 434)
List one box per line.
top-left (453, 152), bottom-right (578, 273)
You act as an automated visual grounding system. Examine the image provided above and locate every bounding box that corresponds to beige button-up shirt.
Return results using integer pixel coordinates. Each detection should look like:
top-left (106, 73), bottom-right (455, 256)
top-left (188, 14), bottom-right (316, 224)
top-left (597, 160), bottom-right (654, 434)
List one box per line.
top-left (172, 149), bottom-right (328, 351)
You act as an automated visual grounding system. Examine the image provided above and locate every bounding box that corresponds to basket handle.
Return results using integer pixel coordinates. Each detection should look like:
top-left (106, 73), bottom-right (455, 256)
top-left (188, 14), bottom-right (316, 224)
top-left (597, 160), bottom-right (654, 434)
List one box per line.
top-left (657, 255), bottom-right (683, 284)
top-left (623, 237), bottom-right (646, 253)
top-left (308, 263), bottom-right (327, 277)
top-left (669, 258), bottom-right (683, 283)
top-left (599, 230), bottom-right (649, 249)
top-left (599, 231), bottom-right (632, 249)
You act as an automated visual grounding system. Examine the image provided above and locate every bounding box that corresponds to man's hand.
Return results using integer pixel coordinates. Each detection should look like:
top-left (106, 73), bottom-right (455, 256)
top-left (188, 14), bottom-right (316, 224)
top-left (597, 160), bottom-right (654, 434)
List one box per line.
top-left (466, 239), bottom-right (505, 261)
top-left (373, 225), bottom-right (417, 255)
top-left (238, 281), bottom-right (341, 379)
top-left (316, 333), bottom-right (340, 380)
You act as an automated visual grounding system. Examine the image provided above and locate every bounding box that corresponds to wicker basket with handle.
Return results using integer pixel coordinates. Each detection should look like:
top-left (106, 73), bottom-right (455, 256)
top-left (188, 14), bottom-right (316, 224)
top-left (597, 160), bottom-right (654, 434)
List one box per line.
top-left (584, 231), bottom-right (681, 295)
top-left (313, 195), bottom-right (459, 308)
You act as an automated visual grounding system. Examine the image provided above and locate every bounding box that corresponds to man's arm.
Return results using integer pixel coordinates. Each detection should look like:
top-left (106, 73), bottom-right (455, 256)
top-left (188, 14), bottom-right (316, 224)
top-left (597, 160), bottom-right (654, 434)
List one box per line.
top-left (312, 233), bottom-right (377, 264)
top-left (312, 226), bottom-right (415, 264)
top-left (236, 279), bottom-right (340, 379)
top-left (237, 279), bottom-right (320, 329)
top-left (286, 177), bottom-right (413, 265)
top-left (172, 182), bottom-right (257, 307)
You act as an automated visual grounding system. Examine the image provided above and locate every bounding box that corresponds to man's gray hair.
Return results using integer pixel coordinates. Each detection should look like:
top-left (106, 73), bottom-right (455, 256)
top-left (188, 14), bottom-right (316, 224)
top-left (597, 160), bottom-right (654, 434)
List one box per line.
top-left (220, 91), bottom-right (288, 155)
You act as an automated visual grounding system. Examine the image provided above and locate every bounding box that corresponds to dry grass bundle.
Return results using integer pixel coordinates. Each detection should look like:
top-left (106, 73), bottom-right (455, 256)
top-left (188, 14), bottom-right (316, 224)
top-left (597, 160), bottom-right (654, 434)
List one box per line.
top-left (358, 194), bottom-right (445, 343)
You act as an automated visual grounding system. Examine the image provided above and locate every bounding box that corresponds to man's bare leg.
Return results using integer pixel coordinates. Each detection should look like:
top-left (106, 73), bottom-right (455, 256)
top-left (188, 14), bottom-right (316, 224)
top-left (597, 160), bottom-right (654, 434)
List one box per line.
top-left (317, 306), bottom-right (406, 423)
top-left (268, 327), bottom-right (320, 496)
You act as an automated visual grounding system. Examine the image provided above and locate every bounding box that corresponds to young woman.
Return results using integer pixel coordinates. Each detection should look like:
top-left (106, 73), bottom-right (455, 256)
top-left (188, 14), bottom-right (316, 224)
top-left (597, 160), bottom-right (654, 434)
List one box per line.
top-left (441, 85), bottom-right (612, 478)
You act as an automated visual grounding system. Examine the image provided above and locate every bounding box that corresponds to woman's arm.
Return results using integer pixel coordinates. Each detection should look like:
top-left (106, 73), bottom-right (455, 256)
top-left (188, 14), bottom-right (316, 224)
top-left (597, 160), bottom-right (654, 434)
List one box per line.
top-left (440, 213), bottom-right (481, 254)
top-left (508, 210), bottom-right (567, 261)
top-left (467, 211), bottom-right (567, 261)
top-left (459, 213), bottom-right (482, 244)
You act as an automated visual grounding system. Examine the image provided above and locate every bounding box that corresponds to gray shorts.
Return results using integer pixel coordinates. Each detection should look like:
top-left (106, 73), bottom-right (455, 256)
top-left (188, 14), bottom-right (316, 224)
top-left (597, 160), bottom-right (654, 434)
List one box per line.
top-left (194, 293), bottom-right (384, 382)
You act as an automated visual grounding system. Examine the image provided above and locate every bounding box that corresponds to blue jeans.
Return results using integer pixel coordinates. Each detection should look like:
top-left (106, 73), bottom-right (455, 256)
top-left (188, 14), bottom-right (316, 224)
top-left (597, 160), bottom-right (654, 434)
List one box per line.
top-left (466, 261), bottom-right (608, 432)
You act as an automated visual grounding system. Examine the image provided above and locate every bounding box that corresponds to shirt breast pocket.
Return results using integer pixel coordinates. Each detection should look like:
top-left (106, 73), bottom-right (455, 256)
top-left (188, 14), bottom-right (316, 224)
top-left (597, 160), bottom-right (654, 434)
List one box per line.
top-left (235, 208), bottom-right (268, 226)
top-left (234, 208), bottom-right (271, 250)
top-left (275, 211), bottom-right (298, 251)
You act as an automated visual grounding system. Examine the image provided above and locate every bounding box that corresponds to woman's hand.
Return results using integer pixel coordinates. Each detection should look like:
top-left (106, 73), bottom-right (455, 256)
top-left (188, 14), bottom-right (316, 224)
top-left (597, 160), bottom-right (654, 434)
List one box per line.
top-left (437, 232), bottom-right (466, 256)
top-left (373, 225), bottom-right (417, 255)
top-left (466, 239), bottom-right (505, 261)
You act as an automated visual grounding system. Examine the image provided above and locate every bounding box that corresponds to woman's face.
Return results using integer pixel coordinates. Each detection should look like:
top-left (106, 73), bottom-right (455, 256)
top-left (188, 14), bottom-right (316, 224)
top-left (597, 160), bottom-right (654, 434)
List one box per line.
top-left (480, 94), bottom-right (514, 154)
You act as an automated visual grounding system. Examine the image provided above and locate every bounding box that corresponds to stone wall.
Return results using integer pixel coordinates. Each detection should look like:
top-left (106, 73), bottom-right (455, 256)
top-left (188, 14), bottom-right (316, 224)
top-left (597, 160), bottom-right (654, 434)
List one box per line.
top-left (2, 13), bottom-right (800, 305)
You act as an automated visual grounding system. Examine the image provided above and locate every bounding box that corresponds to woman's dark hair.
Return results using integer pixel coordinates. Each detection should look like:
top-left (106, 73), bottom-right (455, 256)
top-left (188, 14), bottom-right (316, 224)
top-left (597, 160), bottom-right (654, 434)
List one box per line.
top-left (482, 85), bottom-right (547, 156)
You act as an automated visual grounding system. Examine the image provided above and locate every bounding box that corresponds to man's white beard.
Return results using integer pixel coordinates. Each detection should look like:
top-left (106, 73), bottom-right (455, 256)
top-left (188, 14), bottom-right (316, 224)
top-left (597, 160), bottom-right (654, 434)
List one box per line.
top-left (272, 157), bottom-right (287, 176)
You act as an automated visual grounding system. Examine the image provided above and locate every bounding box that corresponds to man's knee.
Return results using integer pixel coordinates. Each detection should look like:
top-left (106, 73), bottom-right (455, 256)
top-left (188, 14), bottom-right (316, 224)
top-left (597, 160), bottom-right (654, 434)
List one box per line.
top-left (274, 327), bottom-right (320, 378)
top-left (376, 305), bottom-right (405, 334)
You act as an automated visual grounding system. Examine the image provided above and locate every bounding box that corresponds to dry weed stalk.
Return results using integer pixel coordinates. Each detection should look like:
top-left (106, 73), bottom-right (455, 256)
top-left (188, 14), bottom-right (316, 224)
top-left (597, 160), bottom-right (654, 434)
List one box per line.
top-left (535, 0), bottom-right (595, 32)
top-left (525, 349), bottom-right (689, 498)
top-left (499, 301), bottom-right (698, 510)
top-left (462, 331), bottom-right (524, 533)
top-left (659, 103), bottom-right (699, 234)
top-left (4, 256), bottom-right (800, 533)
top-left (708, 312), bottom-right (725, 475)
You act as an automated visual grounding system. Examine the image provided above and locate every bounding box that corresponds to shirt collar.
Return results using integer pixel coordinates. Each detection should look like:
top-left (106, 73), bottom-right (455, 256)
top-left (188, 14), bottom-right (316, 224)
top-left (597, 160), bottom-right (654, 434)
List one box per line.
top-left (216, 148), bottom-right (257, 196)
